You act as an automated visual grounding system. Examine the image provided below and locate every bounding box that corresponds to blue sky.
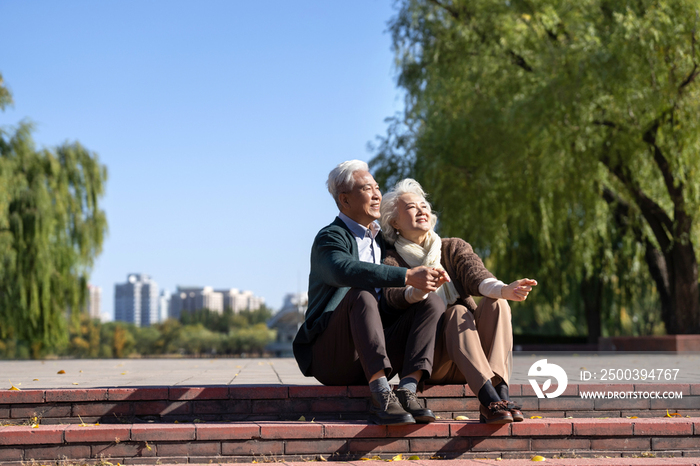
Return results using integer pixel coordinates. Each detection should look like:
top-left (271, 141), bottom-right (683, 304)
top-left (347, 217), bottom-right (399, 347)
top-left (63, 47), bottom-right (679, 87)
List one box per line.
top-left (0, 0), bottom-right (404, 317)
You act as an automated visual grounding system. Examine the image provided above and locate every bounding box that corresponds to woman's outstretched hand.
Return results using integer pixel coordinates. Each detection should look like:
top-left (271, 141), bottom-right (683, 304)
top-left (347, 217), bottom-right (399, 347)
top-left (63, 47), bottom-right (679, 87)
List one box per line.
top-left (501, 278), bottom-right (538, 301)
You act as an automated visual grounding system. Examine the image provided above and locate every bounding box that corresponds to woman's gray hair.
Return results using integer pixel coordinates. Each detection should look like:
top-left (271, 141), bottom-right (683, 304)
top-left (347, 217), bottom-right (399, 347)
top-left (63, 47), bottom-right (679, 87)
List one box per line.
top-left (327, 160), bottom-right (369, 209)
top-left (380, 178), bottom-right (438, 244)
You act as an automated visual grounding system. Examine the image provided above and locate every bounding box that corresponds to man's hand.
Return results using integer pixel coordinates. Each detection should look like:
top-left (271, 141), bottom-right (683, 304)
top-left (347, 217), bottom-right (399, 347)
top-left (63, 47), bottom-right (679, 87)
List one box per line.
top-left (501, 278), bottom-right (538, 301)
top-left (406, 267), bottom-right (450, 292)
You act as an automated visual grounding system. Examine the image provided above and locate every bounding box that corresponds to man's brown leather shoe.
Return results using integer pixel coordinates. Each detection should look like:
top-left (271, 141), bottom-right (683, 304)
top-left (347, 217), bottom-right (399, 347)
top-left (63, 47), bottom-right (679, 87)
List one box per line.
top-left (502, 400), bottom-right (524, 422)
top-left (479, 401), bottom-right (514, 424)
top-left (395, 388), bottom-right (436, 423)
top-left (369, 390), bottom-right (415, 426)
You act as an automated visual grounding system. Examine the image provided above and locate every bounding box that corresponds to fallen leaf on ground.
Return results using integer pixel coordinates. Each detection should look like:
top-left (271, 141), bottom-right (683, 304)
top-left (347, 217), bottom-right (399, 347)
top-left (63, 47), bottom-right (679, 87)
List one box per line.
top-left (530, 416), bottom-right (542, 419)
top-left (391, 454), bottom-right (403, 461)
top-left (408, 456), bottom-right (420, 460)
top-left (665, 409), bottom-right (681, 417)
top-left (454, 415), bottom-right (469, 420)
top-left (57, 370), bottom-right (66, 374)
top-left (33, 379), bottom-right (39, 381)
top-left (72, 382), bottom-right (79, 385)
top-left (531, 455), bottom-right (546, 461)
top-left (298, 415), bottom-right (306, 421)
top-left (626, 416), bottom-right (638, 419)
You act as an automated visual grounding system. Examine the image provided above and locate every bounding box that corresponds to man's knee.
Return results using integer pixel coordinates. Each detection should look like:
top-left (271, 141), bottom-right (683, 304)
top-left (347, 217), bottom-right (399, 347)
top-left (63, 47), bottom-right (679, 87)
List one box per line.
top-left (346, 288), bottom-right (379, 312)
top-left (419, 293), bottom-right (446, 318)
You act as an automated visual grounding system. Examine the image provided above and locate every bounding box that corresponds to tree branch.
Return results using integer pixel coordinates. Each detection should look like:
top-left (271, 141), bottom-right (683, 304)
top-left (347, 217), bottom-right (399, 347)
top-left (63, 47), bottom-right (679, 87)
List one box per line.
top-left (641, 118), bottom-right (693, 238)
top-left (642, 121), bottom-right (683, 205)
top-left (507, 50), bottom-right (534, 72)
top-left (679, 16), bottom-right (698, 95)
top-left (599, 153), bottom-right (673, 253)
top-left (679, 63), bottom-right (699, 94)
top-left (592, 120), bottom-right (618, 129)
top-left (601, 186), bottom-right (672, 310)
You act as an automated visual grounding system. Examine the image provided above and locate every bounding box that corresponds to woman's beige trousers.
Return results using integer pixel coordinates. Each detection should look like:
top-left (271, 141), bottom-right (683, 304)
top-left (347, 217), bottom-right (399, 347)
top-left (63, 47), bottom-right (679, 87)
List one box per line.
top-left (426, 298), bottom-right (513, 395)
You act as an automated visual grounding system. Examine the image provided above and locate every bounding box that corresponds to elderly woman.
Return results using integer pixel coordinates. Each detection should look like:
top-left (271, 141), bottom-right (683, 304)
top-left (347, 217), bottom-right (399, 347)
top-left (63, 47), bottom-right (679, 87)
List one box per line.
top-left (380, 178), bottom-right (537, 424)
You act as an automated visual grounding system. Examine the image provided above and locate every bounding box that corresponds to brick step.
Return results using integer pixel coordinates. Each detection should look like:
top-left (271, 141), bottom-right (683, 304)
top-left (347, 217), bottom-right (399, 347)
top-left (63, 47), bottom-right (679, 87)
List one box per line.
top-left (109, 461), bottom-right (700, 466)
top-left (0, 418), bottom-right (699, 465)
top-left (139, 461), bottom-right (700, 466)
top-left (1, 384), bottom-right (698, 425)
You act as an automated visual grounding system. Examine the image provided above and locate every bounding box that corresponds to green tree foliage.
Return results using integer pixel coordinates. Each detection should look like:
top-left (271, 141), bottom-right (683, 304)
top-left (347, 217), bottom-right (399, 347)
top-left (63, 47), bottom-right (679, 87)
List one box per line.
top-left (372, 0), bottom-right (700, 337)
top-left (0, 75), bottom-right (108, 356)
top-left (0, 74), bottom-right (12, 110)
top-left (0, 315), bottom-right (277, 359)
top-left (179, 306), bottom-right (274, 332)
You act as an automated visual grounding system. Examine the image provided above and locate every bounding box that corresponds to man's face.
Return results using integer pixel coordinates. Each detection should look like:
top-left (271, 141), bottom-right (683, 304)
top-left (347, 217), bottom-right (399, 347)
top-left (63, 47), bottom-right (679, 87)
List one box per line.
top-left (339, 170), bottom-right (382, 228)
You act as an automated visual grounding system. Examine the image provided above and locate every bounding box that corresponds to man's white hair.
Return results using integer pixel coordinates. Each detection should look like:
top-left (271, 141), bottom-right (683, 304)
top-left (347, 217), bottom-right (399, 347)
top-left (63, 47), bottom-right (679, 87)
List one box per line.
top-left (380, 178), bottom-right (438, 245)
top-left (327, 160), bottom-right (370, 209)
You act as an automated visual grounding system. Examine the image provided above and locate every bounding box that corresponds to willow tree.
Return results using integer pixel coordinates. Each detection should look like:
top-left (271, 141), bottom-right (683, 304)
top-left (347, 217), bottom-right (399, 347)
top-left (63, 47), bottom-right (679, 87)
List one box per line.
top-left (0, 74), bottom-right (108, 356)
top-left (372, 0), bottom-right (700, 336)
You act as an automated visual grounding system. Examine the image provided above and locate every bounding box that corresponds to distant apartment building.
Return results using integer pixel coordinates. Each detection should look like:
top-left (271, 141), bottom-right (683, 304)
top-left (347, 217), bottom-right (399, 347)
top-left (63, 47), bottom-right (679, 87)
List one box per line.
top-left (114, 274), bottom-right (159, 327)
top-left (85, 285), bottom-right (102, 320)
top-left (169, 286), bottom-right (224, 318)
top-left (216, 288), bottom-right (265, 313)
top-left (169, 286), bottom-right (265, 319)
top-left (158, 290), bottom-right (171, 322)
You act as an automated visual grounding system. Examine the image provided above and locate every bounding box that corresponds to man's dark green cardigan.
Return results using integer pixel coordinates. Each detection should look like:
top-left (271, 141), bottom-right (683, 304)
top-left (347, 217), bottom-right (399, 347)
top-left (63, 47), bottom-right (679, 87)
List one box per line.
top-left (293, 217), bottom-right (409, 377)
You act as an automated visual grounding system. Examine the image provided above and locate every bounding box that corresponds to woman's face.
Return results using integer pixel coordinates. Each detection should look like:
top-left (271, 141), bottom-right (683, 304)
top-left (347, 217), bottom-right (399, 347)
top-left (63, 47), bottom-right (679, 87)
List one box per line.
top-left (391, 192), bottom-right (432, 245)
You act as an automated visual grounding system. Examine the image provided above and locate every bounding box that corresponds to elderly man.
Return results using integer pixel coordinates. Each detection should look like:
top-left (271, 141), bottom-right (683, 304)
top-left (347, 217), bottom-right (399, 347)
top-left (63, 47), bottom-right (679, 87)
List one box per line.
top-left (293, 160), bottom-right (447, 426)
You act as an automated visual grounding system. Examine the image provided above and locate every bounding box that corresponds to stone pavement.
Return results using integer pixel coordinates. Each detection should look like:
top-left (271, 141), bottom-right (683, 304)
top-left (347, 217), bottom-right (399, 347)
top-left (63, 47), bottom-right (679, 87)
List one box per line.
top-left (1, 352), bottom-right (698, 390)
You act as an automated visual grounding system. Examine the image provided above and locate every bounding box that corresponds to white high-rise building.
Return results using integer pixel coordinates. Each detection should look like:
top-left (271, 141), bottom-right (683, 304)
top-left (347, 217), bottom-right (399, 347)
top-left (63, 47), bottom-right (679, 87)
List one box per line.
top-left (158, 290), bottom-right (171, 323)
top-left (86, 285), bottom-right (102, 320)
top-left (216, 288), bottom-right (265, 313)
top-left (114, 274), bottom-right (159, 327)
top-left (169, 286), bottom-right (224, 318)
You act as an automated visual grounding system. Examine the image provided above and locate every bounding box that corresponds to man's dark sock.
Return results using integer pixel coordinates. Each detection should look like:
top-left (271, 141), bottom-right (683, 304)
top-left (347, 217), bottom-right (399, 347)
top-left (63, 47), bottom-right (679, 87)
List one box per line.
top-left (494, 381), bottom-right (510, 401)
top-left (478, 380), bottom-right (502, 407)
top-left (369, 376), bottom-right (392, 393)
top-left (397, 376), bottom-right (418, 393)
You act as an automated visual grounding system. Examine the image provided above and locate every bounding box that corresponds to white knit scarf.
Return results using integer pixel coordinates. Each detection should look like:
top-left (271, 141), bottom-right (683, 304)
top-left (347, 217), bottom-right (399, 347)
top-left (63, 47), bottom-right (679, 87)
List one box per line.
top-left (395, 230), bottom-right (460, 306)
